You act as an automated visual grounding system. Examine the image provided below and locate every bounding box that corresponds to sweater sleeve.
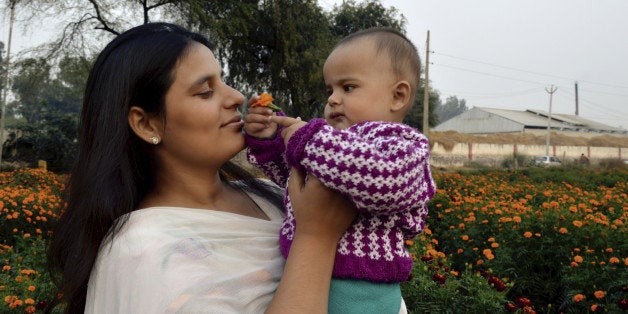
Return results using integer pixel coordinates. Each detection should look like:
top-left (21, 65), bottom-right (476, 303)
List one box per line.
top-left (245, 126), bottom-right (290, 187)
top-left (286, 120), bottom-right (435, 215)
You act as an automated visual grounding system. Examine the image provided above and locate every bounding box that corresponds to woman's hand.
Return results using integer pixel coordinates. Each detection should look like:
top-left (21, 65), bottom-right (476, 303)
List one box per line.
top-left (266, 169), bottom-right (356, 314)
top-left (288, 169), bottom-right (356, 241)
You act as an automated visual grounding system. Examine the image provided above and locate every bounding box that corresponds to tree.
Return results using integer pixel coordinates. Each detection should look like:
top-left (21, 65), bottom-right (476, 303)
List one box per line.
top-left (3, 55), bottom-right (90, 171)
top-left (330, 0), bottom-right (405, 38)
top-left (404, 80), bottom-right (441, 130)
top-left (436, 95), bottom-right (468, 124)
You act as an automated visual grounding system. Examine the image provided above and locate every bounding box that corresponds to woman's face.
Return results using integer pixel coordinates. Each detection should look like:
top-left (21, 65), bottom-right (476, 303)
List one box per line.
top-left (158, 42), bottom-right (245, 170)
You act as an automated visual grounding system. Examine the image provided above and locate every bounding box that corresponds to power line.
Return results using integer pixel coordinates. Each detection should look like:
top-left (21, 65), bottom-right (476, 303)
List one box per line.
top-left (434, 51), bottom-right (628, 90)
top-left (433, 63), bottom-right (548, 85)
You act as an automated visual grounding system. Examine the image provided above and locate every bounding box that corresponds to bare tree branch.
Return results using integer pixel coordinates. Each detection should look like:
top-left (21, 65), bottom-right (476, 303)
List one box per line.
top-left (87, 0), bottom-right (120, 35)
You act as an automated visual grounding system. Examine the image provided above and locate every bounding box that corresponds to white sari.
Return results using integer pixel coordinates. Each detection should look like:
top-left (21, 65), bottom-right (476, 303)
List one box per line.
top-left (85, 192), bottom-right (284, 313)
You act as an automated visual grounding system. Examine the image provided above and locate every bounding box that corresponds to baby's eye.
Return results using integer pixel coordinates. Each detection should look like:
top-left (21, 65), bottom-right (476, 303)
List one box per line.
top-left (343, 85), bottom-right (355, 92)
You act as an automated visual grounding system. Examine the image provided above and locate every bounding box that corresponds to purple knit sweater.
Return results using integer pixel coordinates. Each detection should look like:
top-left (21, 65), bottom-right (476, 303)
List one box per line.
top-left (246, 118), bottom-right (435, 283)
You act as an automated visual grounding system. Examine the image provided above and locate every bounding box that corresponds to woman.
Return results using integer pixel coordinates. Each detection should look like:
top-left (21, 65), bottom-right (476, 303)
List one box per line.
top-left (48, 22), bottom-right (355, 313)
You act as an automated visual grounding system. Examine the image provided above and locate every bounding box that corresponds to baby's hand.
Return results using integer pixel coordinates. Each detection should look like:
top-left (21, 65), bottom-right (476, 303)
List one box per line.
top-left (244, 95), bottom-right (278, 139)
top-left (270, 115), bottom-right (307, 145)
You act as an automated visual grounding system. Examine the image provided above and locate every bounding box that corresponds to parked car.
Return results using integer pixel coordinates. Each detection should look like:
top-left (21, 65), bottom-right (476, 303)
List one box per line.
top-left (534, 156), bottom-right (562, 167)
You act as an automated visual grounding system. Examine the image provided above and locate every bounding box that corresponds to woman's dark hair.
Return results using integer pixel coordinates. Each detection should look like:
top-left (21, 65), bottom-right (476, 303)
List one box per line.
top-left (47, 22), bottom-right (282, 313)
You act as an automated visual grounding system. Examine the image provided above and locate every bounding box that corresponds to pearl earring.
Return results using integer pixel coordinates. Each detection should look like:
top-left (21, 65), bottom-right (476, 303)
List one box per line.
top-left (150, 136), bottom-right (160, 145)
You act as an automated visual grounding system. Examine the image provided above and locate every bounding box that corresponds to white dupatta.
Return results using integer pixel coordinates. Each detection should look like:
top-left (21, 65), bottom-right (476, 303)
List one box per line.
top-left (86, 192), bottom-right (284, 313)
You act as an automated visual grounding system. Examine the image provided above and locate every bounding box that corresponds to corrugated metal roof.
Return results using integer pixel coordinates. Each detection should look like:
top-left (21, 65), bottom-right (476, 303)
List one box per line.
top-left (436, 107), bottom-right (626, 134)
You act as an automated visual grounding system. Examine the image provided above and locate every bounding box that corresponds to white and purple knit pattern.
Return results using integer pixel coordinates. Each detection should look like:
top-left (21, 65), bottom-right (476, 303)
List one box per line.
top-left (246, 119), bottom-right (435, 282)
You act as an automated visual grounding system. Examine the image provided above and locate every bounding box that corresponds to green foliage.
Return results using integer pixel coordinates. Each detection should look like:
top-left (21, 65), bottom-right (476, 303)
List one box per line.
top-left (401, 236), bottom-right (511, 313)
top-left (426, 168), bottom-right (628, 313)
top-left (3, 56), bottom-right (88, 172)
top-left (435, 95), bottom-right (468, 124)
top-left (329, 0), bottom-right (406, 38)
top-left (0, 169), bottom-right (64, 313)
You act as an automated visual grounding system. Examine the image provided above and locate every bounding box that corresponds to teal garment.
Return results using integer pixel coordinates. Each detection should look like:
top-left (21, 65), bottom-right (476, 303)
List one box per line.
top-left (328, 278), bottom-right (401, 314)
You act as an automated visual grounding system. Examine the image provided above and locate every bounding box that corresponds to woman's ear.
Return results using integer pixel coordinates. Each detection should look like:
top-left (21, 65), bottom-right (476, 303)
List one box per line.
top-left (390, 80), bottom-right (412, 113)
top-left (128, 106), bottom-right (162, 144)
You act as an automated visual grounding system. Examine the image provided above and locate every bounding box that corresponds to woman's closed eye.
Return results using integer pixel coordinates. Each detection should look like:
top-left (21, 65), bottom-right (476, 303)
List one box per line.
top-left (195, 90), bottom-right (213, 98)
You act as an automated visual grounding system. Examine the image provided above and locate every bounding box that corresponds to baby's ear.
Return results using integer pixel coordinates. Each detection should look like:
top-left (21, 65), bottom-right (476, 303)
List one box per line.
top-left (390, 80), bottom-right (412, 113)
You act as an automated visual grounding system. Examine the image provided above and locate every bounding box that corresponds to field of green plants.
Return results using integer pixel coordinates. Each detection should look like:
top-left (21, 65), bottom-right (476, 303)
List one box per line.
top-left (1, 167), bottom-right (626, 313)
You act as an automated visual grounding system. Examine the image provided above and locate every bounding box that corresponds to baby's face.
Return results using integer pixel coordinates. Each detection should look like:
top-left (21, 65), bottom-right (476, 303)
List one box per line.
top-left (323, 38), bottom-right (399, 130)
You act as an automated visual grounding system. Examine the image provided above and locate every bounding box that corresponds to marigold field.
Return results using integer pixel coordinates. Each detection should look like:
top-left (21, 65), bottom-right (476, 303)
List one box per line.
top-left (1, 167), bottom-right (626, 313)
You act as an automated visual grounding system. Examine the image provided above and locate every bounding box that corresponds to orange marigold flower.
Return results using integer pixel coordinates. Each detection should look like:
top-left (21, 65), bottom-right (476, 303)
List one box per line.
top-left (591, 304), bottom-right (598, 312)
top-left (457, 248), bottom-right (464, 254)
top-left (523, 231), bottom-right (532, 238)
top-left (461, 235), bottom-right (469, 241)
top-left (491, 242), bottom-right (499, 248)
top-left (488, 237), bottom-right (495, 242)
top-left (27, 285), bottom-right (35, 292)
top-left (573, 220), bottom-right (583, 227)
top-left (570, 261), bottom-right (578, 267)
top-left (424, 228), bottom-right (432, 235)
top-left (404, 239), bottom-right (414, 246)
top-left (573, 294), bottom-right (585, 302)
top-left (534, 233), bottom-right (541, 237)
top-left (558, 227), bottom-right (568, 234)
top-left (594, 290), bottom-right (605, 299)
top-left (2, 265), bottom-right (10, 271)
top-left (251, 93), bottom-right (281, 112)
top-left (605, 248), bottom-right (613, 253)
top-left (25, 306), bottom-right (36, 314)
top-left (24, 298), bottom-right (35, 305)
top-left (569, 205), bottom-right (577, 213)
top-left (609, 257), bottom-right (620, 264)
top-left (513, 216), bottom-right (522, 223)
top-left (574, 255), bottom-right (583, 263)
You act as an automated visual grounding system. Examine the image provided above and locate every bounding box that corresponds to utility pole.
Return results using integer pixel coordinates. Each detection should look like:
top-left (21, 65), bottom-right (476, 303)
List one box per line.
top-left (574, 81), bottom-right (579, 116)
top-left (0, 1), bottom-right (16, 169)
top-left (545, 85), bottom-right (557, 156)
top-left (422, 30), bottom-right (430, 136)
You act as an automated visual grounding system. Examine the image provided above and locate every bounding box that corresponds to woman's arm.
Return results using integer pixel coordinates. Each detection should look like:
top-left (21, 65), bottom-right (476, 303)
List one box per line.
top-left (266, 169), bottom-right (356, 314)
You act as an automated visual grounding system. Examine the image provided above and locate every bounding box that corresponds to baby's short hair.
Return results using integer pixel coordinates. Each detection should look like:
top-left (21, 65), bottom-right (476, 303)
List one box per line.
top-left (335, 27), bottom-right (421, 102)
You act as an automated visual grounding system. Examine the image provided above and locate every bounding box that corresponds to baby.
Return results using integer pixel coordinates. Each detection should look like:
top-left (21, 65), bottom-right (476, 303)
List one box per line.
top-left (245, 27), bottom-right (435, 313)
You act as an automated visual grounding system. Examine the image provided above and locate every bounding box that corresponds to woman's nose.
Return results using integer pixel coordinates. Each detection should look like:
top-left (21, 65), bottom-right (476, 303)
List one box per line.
top-left (225, 85), bottom-right (245, 110)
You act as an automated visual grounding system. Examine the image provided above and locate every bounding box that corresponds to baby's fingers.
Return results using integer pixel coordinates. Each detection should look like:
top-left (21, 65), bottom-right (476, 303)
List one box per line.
top-left (270, 115), bottom-right (302, 128)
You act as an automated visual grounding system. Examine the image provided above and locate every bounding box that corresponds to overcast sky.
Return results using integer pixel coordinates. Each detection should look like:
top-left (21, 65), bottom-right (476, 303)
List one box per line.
top-left (3, 0), bottom-right (628, 130)
top-left (322, 0), bottom-right (628, 130)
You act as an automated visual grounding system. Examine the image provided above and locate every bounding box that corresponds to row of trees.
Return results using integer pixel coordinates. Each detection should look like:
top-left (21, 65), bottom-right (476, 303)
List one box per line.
top-left (1, 0), bottom-right (468, 172)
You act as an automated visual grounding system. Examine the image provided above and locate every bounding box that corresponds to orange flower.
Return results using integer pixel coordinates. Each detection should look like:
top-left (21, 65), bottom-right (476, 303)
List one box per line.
top-left (491, 242), bottom-right (499, 248)
top-left (558, 227), bottom-right (568, 234)
top-left (2, 265), bottom-right (10, 271)
top-left (573, 220), bottom-right (583, 227)
top-left (523, 231), bottom-right (532, 238)
top-left (590, 304), bottom-right (598, 312)
top-left (574, 255), bottom-right (583, 263)
top-left (461, 235), bottom-right (469, 241)
top-left (251, 93), bottom-right (281, 112)
top-left (573, 294), bottom-right (585, 302)
top-left (594, 290), bottom-right (605, 299)
top-left (404, 239), bottom-right (414, 246)
top-left (609, 257), bottom-right (620, 264)
top-left (27, 285), bottom-right (35, 292)
top-left (24, 298), bottom-right (35, 305)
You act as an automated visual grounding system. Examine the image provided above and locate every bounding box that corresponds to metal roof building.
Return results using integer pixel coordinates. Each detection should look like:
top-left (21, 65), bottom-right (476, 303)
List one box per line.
top-left (433, 107), bottom-right (627, 135)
